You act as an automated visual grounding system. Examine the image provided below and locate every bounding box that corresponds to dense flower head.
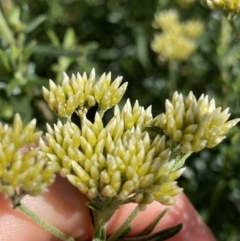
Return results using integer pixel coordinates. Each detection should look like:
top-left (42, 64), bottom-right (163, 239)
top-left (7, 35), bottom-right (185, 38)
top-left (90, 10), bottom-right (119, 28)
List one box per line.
top-left (152, 32), bottom-right (196, 61)
top-left (42, 68), bottom-right (128, 118)
top-left (181, 21), bottom-right (204, 38)
top-left (40, 100), bottom-right (185, 208)
top-left (0, 114), bottom-right (56, 197)
top-left (153, 91), bottom-right (240, 153)
top-left (153, 9), bottom-right (181, 32)
top-left (114, 99), bottom-right (153, 131)
top-left (151, 10), bottom-right (204, 61)
top-left (201, 0), bottom-right (240, 14)
top-left (38, 69), bottom-right (240, 213)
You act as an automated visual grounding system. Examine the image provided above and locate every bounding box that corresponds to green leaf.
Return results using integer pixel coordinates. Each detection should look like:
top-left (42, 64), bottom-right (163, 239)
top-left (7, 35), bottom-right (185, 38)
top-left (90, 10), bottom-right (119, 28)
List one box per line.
top-left (0, 9), bottom-right (15, 45)
top-left (0, 49), bottom-right (11, 71)
top-left (63, 28), bottom-right (76, 49)
top-left (8, 6), bottom-right (21, 27)
top-left (22, 41), bottom-right (36, 62)
top-left (0, 97), bottom-right (14, 120)
top-left (135, 25), bottom-right (150, 69)
top-left (25, 15), bottom-right (47, 33)
top-left (33, 45), bottom-right (83, 57)
top-left (117, 223), bottom-right (183, 241)
top-left (145, 126), bottom-right (164, 136)
top-left (172, 152), bottom-right (191, 171)
top-left (47, 29), bottom-right (61, 47)
top-left (135, 208), bottom-right (169, 236)
top-left (107, 206), bottom-right (139, 241)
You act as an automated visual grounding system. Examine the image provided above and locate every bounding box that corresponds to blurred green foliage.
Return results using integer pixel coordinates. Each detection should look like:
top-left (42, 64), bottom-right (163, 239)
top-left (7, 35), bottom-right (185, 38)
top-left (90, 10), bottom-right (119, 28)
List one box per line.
top-left (0, 0), bottom-right (240, 240)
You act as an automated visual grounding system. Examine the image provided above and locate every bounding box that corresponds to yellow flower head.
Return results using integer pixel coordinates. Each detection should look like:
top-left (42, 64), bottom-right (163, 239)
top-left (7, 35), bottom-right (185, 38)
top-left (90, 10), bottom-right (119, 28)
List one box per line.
top-left (40, 98), bottom-right (185, 208)
top-left (181, 20), bottom-right (204, 38)
top-left (153, 10), bottom-right (181, 32)
top-left (151, 9), bottom-right (204, 61)
top-left (42, 68), bottom-right (128, 118)
top-left (201, 0), bottom-right (240, 14)
top-left (153, 91), bottom-right (240, 153)
top-left (0, 114), bottom-right (56, 198)
top-left (152, 32), bottom-right (196, 61)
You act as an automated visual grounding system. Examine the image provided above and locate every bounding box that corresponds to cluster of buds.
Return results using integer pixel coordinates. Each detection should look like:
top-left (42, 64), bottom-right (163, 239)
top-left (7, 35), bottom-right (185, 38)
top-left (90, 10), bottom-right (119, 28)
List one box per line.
top-left (40, 97), bottom-right (184, 209)
top-left (152, 91), bottom-right (240, 154)
top-left (0, 114), bottom-right (56, 201)
top-left (42, 69), bottom-right (128, 118)
top-left (1, 69), bottom-right (239, 211)
top-left (201, 0), bottom-right (240, 14)
top-left (151, 9), bottom-right (204, 61)
top-left (1, 68), bottom-right (239, 241)
top-left (40, 70), bottom-right (240, 212)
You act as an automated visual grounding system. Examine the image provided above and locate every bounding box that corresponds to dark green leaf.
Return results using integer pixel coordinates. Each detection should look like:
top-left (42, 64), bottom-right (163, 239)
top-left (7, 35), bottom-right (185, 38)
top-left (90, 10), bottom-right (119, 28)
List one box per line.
top-left (117, 223), bottom-right (183, 241)
top-left (33, 45), bottom-right (83, 57)
top-left (25, 15), bottom-right (47, 33)
top-left (145, 126), bottom-right (164, 136)
top-left (22, 41), bottom-right (36, 62)
top-left (136, 208), bottom-right (169, 236)
top-left (47, 29), bottom-right (61, 47)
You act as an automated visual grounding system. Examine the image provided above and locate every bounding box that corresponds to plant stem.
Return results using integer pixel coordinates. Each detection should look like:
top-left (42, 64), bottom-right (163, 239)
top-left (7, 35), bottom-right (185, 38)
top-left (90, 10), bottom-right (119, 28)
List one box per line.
top-left (91, 198), bottom-right (124, 241)
top-left (168, 60), bottom-right (179, 95)
top-left (225, 13), bottom-right (240, 40)
top-left (92, 208), bottom-right (115, 241)
top-left (107, 206), bottom-right (139, 241)
top-left (93, 224), bottom-right (107, 241)
top-left (17, 203), bottom-right (75, 241)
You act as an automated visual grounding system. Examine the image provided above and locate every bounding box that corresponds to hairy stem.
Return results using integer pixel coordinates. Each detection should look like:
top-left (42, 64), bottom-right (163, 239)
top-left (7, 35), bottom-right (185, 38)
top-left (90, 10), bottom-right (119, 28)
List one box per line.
top-left (17, 203), bottom-right (75, 241)
top-left (107, 206), bottom-right (139, 241)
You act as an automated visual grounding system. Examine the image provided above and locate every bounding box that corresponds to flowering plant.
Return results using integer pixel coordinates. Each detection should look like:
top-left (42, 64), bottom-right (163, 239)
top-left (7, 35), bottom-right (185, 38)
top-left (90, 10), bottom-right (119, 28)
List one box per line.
top-left (1, 1), bottom-right (240, 240)
top-left (0, 68), bottom-right (239, 241)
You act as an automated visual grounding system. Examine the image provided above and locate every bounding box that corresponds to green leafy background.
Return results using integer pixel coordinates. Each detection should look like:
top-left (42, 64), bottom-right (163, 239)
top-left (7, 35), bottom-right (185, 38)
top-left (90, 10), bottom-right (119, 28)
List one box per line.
top-left (1, 0), bottom-right (240, 240)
